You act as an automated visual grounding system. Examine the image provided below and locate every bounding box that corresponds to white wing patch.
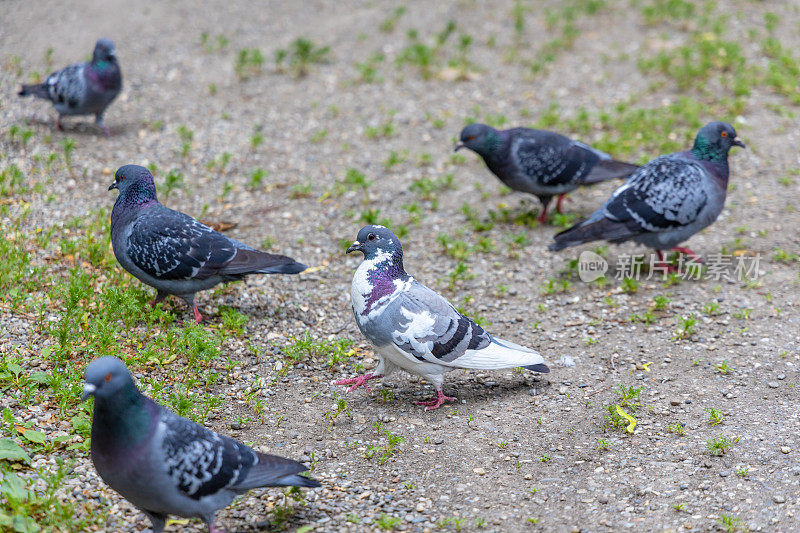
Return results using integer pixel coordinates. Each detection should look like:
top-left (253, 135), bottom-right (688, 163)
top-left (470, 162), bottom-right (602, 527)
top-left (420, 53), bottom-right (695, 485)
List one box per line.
top-left (393, 307), bottom-right (436, 354)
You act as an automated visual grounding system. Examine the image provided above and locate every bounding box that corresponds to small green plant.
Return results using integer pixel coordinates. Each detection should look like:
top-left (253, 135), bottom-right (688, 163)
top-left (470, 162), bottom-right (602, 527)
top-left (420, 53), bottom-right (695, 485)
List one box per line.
top-left (234, 48), bottom-right (265, 80)
top-left (672, 502), bottom-right (687, 512)
top-left (248, 168), bottom-right (267, 190)
top-left (364, 422), bottom-right (405, 464)
top-left (735, 466), bottom-right (749, 477)
top-left (375, 514), bottom-right (402, 530)
top-left (715, 361), bottom-right (732, 374)
top-left (61, 137), bottom-right (76, 173)
top-left (666, 422), bottom-right (686, 436)
top-left (705, 407), bottom-right (724, 426)
top-left (652, 294), bottom-right (671, 311)
top-left (379, 6), bottom-right (406, 33)
top-left (672, 314), bottom-right (697, 340)
top-left (706, 435), bottom-right (737, 456)
top-left (275, 37), bottom-right (330, 77)
top-left (596, 438), bottom-right (612, 451)
top-left (718, 513), bottom-right (744, 533)
top-left (620, 276), bottom-right (639, 294)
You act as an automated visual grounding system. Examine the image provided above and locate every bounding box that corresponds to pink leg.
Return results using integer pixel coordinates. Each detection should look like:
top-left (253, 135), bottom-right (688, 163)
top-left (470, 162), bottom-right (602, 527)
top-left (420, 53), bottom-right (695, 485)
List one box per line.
top-left (415, 387), bottom-right (456, 411)
top-left (671, 246), bottom-right (703, 263)
top-left (555, 193), bottom-right (569, 214)
top-left (655, 250), bottom-right (680, 273)
top-left (192, 301), bottom-right (203, 323)
top-left (56, 116), bottom-right (64, 131)
top-left (100, 125), bottom-right (111, 136)
top-left (149, 291), bottom-right (167, 307)
top-left (334, 373), bottom-right (382, 393)
top-left (537, 204), bottom-right (548, 223)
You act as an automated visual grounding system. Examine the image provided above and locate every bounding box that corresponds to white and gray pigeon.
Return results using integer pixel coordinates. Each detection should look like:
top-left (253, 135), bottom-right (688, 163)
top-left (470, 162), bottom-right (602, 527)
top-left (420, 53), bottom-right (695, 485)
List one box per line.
top-left (456, 123), bottom-right (639, 222)
top-left (336, 225), bottom-right (550, 410)
top-left (18, 38), bottom-right (122, 134)
top-left (82, 356), bottom-right (320, 533)
top-left (109, 165), bottom-right (307, 323)
top-left (550, 121), bottom-right (745, 261)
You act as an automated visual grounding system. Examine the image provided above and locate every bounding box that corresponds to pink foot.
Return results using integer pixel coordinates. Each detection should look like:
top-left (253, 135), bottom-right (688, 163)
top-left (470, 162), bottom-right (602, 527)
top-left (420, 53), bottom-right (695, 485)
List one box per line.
top-left (671, 246), bottom-right (703, 263)
top-left (56, 116), bottom-right (64, 131)
top-left (555, 193), bottom-right (570, 214)
top-left (192, 302), bottom-right (203, 323)
top-left (100, 125), bottom-right (111, 136)
top-left (334, 373), bottom-right (381, 393)
top-left (415, 389), bottom-right (456, 411)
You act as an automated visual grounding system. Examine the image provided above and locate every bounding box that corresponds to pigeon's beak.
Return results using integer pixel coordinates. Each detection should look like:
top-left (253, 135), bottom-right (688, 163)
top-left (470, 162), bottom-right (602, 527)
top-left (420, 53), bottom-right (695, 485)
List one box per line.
top-left (346, 241), bottom-right (362, 254)
top-left (732, 137), bottom-right (745, 148)
top-left (81, 383), bottom-right (97, 401)
top-left (108, 181), bottom-right (118, 191)
top-left (454, 143), bottom-right (465, 152)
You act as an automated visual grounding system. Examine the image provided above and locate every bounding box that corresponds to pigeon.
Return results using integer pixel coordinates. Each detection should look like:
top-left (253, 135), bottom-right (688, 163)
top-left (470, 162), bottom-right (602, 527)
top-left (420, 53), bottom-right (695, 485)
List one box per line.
top-left (82, 356), bottom-right (320, 533)
top-left (336, 225), bottom-right (549, 410)
top-left (456, 123), bottom-right (639, 222)
top-left (549, 121), bottom-right (745, 261)
top-left (18, 38), bottom-right (122, 134)
top-left (109, 165), bottom-right (307, 322)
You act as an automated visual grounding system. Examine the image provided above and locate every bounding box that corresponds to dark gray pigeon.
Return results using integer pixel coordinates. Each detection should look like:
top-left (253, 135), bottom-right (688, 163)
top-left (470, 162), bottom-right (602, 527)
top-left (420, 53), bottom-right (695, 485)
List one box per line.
top-left (109, 165), bottom-right (307, 322)
top-left (456, 123), bottom-right (639, 222)
top-left (550, 121), bottom-right (745, 261)
top-left (82, 356), bottom-right (320, 533)
top-left (336, 225), bottom-right (549, 410)
top-left (18, 38), bottom-right (122, 134)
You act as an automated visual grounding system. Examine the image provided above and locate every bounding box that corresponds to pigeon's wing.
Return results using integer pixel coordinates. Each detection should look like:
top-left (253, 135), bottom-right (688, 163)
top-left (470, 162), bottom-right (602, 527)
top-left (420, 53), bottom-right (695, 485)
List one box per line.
top-left (46, 63), bottom-right (87, 108)
top-left (387, 283), bottom-right (547, 370)
top-left (602, 155), bottom-right (708, 232)
top-left (126, 207), bottom-right (239, 281)
top-left (159, 409), bottom-right (317, 496)
top-left (159, 409), bottom-right (256, 499)
top-left (510, 130), bottom-right (601, 187)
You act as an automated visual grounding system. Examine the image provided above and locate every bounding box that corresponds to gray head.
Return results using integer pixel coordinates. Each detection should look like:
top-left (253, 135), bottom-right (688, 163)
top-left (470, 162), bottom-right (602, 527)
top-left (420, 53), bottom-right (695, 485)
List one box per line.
top-left (691, 121), bottom-right (745, 162)
top-left (82, 356), bottom-right (137, 401)
top-left (93, 38), bottom-right (117, 63)
top-left (455, 123), bottom-right (502, 156)
top-left (346, 225), bottom-right (403, 262)
top-left (109, 164), bottom-right (158, 203)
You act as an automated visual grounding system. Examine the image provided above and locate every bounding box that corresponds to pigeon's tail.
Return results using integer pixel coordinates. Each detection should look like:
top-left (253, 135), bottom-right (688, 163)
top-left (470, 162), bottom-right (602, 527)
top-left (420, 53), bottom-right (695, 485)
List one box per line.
top-left (221, 249), bottom-right (307, 276)
top-left (549, 215), bottom-right (638, 252)
top-left (523, 363), bottom-right (550, 373)
top-left (18, 83), bottom-right (50, 99)
top-left (581, 159), bottom-right (640, 184)
top-left (273, 474), bottom-right (322, 489)
top-left (451, 336), bottom-right (547, 371)
top-left (235, 452), bottom-right (320, 490)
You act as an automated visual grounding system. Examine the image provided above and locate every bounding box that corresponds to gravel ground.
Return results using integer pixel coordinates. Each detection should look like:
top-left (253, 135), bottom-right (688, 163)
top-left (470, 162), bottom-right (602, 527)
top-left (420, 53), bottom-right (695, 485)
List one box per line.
top-left (2, 1), bottom-right (800, 532)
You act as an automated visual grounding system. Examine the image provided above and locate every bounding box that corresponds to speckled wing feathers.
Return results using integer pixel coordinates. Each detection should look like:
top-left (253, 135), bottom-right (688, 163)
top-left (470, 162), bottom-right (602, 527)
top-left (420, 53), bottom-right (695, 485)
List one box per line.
top-left (160, 410), bottom-right (254, 500)
top-left (604, 155), bottom-right (708, 231)
top-left (127, 208), bottom-right (237, 281)
top-left (45, 63), bottom-right (88, 108)
top-left (511, 133), bottom-right (591, 187)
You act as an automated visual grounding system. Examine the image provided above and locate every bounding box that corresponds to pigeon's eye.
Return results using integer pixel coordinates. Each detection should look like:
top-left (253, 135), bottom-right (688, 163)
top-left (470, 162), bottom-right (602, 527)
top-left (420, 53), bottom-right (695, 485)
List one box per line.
top-left (368, 233), bottom-right (376, 241)
top-left (467, 135), bottom-right (476, 141)
top-left (104, 372), bottom-right (112, 382)
top-left (120, 175), bottom-right (126, 182)
top-left (720, 131), bottom-right (728, 138)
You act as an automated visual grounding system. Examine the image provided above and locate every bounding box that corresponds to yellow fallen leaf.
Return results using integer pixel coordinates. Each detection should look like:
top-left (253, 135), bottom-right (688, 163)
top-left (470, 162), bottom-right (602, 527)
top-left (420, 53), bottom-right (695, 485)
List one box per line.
top-left (615, 405), bottom-right (637, 434)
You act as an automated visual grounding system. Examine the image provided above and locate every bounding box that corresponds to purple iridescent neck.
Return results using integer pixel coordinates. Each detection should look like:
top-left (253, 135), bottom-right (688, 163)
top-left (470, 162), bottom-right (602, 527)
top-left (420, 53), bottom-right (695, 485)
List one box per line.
top-left (361, 249), bottom-right (407, 315)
